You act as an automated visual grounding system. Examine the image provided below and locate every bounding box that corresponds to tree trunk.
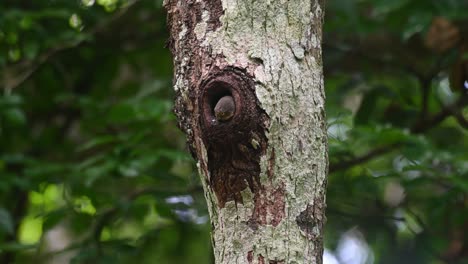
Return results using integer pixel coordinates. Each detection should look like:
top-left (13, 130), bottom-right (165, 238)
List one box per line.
top-left (164, 1), bottom-right (327, 263)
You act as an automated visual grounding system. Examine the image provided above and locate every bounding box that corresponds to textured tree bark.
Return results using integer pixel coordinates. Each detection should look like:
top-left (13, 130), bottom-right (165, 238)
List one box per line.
top-left (164, 1), bottom-right (327, 263)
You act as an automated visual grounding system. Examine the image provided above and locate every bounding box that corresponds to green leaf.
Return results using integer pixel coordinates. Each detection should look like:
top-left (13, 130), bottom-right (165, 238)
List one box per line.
top-left (77, 136), bottom-right (117, 152)
top-left (107, 103), bottom-right (137, 123)
top-left (157, 149), bottom-right (190, 161)
top-left (23, 42), bottom-right (40, 60)
top-left (449, 174), bottom-right (468, 192)
top-left (0, 242), bottom-right (36, 252)
top-left (42, 208), bottom-right (67, 232)
top-left (3, 108), bottom-right (26, 126)
top-left (0, 95), bottom-right (23, 107)
top-left (373, 0), bottom-right (410, 15)
top-left (0, 208), bottom-right (14, 235)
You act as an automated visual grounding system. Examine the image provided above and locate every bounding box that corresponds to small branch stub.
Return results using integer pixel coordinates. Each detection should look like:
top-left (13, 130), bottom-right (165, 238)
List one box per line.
top-left (199, 68), bottom-right (269, 207)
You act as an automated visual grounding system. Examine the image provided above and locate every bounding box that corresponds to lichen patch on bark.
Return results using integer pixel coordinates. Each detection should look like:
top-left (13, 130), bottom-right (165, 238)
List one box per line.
top-left (267, 148), bottom-right (276, 180)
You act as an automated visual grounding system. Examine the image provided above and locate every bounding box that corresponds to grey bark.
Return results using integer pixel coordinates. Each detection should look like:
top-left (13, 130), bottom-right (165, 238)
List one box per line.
top-left (164, 1), bottom-right (328, 263)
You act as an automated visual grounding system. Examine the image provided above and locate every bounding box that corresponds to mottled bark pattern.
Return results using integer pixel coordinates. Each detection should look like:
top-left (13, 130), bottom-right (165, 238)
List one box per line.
top-left (164, 0), bottom-right (327, 263)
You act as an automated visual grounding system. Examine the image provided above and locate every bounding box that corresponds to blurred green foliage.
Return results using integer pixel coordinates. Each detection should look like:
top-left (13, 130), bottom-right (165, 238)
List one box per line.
top-left (325, 1), bottom-right (468, 263)
top-left (0, 0), bottom-right (467, 263)
top-left (1, 1), bottom-right (211, 263)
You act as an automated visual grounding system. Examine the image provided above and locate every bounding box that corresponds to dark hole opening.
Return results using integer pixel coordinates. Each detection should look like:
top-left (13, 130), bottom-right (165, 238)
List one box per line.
top-left (206, 82), bottom-right (233, 117)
